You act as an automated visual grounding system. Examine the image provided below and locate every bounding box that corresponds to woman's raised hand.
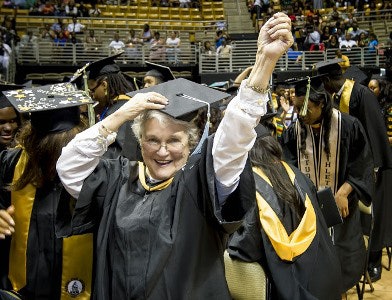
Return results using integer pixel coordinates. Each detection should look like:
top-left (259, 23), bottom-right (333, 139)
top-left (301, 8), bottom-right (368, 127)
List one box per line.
top-left (0, 205), bottom-right (15, 239)
top-left (257, 12), bottom-right (294, 61)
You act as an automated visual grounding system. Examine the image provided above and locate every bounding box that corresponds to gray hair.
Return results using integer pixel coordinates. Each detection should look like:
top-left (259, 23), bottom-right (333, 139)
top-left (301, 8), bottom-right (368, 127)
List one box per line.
top-left (132, 110), bottom-right (200, 150)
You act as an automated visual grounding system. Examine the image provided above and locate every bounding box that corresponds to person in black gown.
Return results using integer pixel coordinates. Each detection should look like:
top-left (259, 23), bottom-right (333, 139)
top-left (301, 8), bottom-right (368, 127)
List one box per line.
top-left (55, 13), bottom-right (294, 300)
top-left (0, 83), bottom-right (94, 299)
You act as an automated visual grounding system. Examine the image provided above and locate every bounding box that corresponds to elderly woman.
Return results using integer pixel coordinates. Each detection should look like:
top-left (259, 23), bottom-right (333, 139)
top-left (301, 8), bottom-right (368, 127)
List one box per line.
top-left (55, 13), bottom-right (293, 299)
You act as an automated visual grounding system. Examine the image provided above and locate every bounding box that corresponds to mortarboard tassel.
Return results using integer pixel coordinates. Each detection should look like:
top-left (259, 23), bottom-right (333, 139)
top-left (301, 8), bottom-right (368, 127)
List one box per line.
top-left (299, 76), bottom-right (311, 117)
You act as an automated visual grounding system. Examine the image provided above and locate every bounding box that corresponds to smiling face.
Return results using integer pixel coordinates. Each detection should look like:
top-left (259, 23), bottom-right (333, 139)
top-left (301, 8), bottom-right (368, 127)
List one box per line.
top-left (0, 106), bottom-right (19, 148)
top-left (141, 118), bottom-right (190, 180)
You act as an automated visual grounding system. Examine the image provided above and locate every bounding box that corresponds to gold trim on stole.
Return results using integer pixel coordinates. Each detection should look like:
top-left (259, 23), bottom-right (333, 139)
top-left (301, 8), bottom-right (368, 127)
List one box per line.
top-left (253, 163), bottom-right (317, 262)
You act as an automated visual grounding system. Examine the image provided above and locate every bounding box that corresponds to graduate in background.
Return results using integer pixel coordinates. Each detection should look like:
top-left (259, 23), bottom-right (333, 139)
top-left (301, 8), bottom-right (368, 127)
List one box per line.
top-left (71, 52), bottom-right (139, 160)
top-left (142, 61), bottom-right (176, 88)
top-left (55, 13), bottom-right (294, 299)
top-left (317, 59), bottom-right (392, 282)
top-left (228, 123), bottom-right (343, 300)
top-left (280, 76), bottom-right (374, 297)
top-left (0, 83), bottom-right (94, 299)
top-left (0, 84), bottom-right (24, 152)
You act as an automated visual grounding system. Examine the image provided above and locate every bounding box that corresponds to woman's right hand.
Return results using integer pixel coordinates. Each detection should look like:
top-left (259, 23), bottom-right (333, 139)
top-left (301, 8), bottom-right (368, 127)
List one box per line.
top-left (101, 92), bottom-right (168, 133)
top-left (0, 205), bottom-right (15, 239)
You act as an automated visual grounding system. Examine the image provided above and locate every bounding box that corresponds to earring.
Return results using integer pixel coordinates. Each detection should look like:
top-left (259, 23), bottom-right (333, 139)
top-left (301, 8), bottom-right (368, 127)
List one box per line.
top-left (104, 89), bottom-right (107, 96)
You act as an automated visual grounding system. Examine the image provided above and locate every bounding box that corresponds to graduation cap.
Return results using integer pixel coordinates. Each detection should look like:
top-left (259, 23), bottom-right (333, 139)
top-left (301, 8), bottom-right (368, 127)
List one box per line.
top-left (128, 78), bottom-right (229, 121)
top-left (70, 52), bottom-right (124, 84)
top-left (4, 83), bottom-right (94, 134)
top-left (344, 66), bottom-right (369, 84)
top-left (290, 75), bottom-right (327, 117)
top-left (0, 83), bottom-right (25, 109)
top-left (127, 78), bottom-right (230, 155)
top-left (255, 123), bottom-right (271, 139)
top-left (314, 59), bottom-right (343, 77)
top-left (145, 61), bottom-right (176, 83)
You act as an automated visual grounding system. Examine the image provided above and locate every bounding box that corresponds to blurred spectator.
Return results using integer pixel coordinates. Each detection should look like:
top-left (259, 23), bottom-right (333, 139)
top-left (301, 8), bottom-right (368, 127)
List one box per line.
top-left (313, 0), bottom-right (323, 9)
top-left (140, 23), bottom-right (152, 43)
top-left (65, 0), bottom-right (78, 17)
top-left (78, 2), bottom-right (89, 17)
top-left (201, 40), bottom-right (215, 55)
top-left (215, 30), bottom-right (228, 48)
top-left (216, 38), bottom-right (232, 58)
top-left (2, 0), bottom-right (13, 8)
top-left (343, 12), bottom-right (358, 29)
top-left (40, 23), bottom-right (54, 40)
top-left (0, 38), bottom-right (11, 78)
top-left (303, 25), bottom-right (320, 51)
top-left (335, 49), bottom-right (350, 72)
top-left (85, 29), bottom-right (100, 49)
top-left (54, 1), bottom-right (66, 16)
top-left (292, 0), bottom-right (304, 16)
top-left (125, 29), bottom-right (143, 61)
top-left (368, 33), bottom-right (379, 53)
top-left (329, 6), bottom-right (342, 23)
top-left (29, 0), bottom-right (41, 15)
top-left (53, 31), bottom-right (67, 47)
top-left (109, 32), bottom-right (125, 55)
top-left (325, 34), bottom-right (340, 49)
top-left (88, 3), bottom-right (101, 17)
top-left (40, 1), bottom-right (55, 15)
top-left (357, 32), bottom-right (368, 48)
top-left (50, 18), bottom-right (65, 36)
top-left (348, 22), bottom-right (367, 41)
top-left (19, 30), bottom-right (38, 48)
top-left (149, 31), bottom-right (165, 61)
top-left (179, 0), bottom-right (190, 8)
top-left (1, 14), bottom-right (18, 46)
top-left (67, 16), bottom-right (85, 34)
top-left (165, 31), bottom-right (181, 64)
top-left (340, 33), bottom-right (357, 49)
top-left (320, 25), bottom-right (332, 44)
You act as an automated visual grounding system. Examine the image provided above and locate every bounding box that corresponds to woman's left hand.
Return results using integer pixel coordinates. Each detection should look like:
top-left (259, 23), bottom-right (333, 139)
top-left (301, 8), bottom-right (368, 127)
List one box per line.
top-left (257, 12), bottom-right (294, 61)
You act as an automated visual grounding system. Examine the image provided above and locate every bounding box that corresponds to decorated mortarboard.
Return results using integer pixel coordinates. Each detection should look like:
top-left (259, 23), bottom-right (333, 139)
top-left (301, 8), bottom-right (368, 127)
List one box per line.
top-left (289, 75), bottom-right (327, 117)
top-left (70, 51), bottom-right (124, 83)
top-left (4, 83), bottom-right (94, 134)
top-left (0, 83), bottom-right (25, 109)
top-left (145, 61), bottom-right (176, 83)
top-left (314, 59), bottom-right (343, 77)
top-left (344, 66), bottom-right (369, 84)
top-left (127, 78), bottom-right (230, 155)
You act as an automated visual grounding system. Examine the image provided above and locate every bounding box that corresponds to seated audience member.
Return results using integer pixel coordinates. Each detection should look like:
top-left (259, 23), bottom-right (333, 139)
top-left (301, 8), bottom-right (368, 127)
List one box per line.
top-left (201, 40), bottom-right (215, 55)
top-left (149, 31), bottom-right (165, 61)
top-left (109, 33), bottom-right (125, 55)
top-left (65, 0), bottom-right (78, 16)
top-left (216, 39), bottom-right (232, 58)
top-left (88, 3), bottom-right (101, 17)
top-left (347, 22), bottom-right (367, 41)
top-left (77, 2), bottom-right (89, 17)
top-left (0, 83), bottom-right (94, 299)
top-left (40, 1), bottom-right (55, 15)
top-left (367, 33), bottom-right (379, 53)
top-left (165, 31), bottom-right (181, 64)
top-left (325, 34), bottom-right (340, 49)
top-left (125, 29), bottom-right (143, 61)
top-left (67, 16), bottom-right (85, 34)
top-left (339, 33), bottom-right (357, 50)
top-left (54, 13), bottom-right (294, 299)
top-left (140, 23), bottom-right (152, 43)
top-left (85, 29), bottom-right (100, 52)
top-left (357, 32), bottom-right (368, 48)
top-left (0, 39), bottom-right (11, 79)
top-left (228, 123), bottom-right (343, 300)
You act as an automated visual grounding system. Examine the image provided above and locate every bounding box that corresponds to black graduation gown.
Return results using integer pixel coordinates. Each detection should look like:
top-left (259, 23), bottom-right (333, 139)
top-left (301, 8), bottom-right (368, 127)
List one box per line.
top-left (228, 165), bottom-right (342, 300)
top-left (281, 113), bottom-right (374, 291)
top-left (103, 100), bottom-right (141, 161)
top-left (342, 82), bottom-right (392, 250)
top-left (0, 148), bottom-right (65, 299)
top-left (56, 136), bottom-right (254, 300)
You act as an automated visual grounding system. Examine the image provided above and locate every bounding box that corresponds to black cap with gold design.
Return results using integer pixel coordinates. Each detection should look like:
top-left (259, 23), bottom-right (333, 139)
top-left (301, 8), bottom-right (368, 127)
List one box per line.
top-left (4, 83), bottom-right (93, 134)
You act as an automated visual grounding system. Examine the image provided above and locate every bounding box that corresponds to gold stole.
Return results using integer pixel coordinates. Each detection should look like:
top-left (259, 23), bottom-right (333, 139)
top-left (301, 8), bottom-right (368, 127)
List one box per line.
top-left (9, 149), bottom-right (93, 299)
top-left (339, 79), bottom-right (355, 114)
top-left (138, 162), bottom-right (174, 191)
top-left (296, 109), bottom-right (342, 194)
top-left (253, 162), bottom-right (317, 262)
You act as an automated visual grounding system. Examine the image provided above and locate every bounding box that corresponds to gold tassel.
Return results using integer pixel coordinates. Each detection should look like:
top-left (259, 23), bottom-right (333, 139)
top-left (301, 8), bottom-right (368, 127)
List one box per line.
top-left (299, 76), bottom-right (311, 117)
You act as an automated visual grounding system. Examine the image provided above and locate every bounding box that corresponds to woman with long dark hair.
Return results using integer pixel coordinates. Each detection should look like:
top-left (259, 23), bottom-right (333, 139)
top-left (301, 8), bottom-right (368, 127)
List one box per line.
top-left (281, 76), bottom-right (374, 298)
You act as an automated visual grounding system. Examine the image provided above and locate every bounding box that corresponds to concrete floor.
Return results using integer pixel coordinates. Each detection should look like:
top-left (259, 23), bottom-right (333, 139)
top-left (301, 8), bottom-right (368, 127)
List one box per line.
top-left (347, 248), bottom-right (392, 299)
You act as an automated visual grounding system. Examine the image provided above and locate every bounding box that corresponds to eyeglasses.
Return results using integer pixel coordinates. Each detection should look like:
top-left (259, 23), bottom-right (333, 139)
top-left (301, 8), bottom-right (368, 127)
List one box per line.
top-left (142, 138), bottom-right (185, 153)
top-left (88, 81), bottom-right (102, 94)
